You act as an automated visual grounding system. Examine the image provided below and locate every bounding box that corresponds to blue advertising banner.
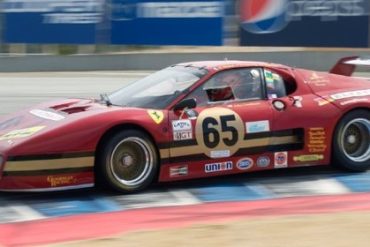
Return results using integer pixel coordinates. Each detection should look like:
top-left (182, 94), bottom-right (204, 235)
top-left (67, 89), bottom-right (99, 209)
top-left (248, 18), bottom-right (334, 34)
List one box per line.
top-left (2, 0), bottom-right (104, 44)
top-left (110, 0), bottom-right (224, 45)
top-left (239, 0), bottom-right (370, 47)
top-left (2, 0), bottom-right (224, 45)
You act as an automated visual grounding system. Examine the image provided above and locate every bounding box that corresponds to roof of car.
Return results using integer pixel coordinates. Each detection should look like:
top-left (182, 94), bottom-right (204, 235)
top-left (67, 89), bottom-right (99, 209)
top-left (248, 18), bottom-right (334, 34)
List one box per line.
top-left (177, 60), bottom-right (291, 71)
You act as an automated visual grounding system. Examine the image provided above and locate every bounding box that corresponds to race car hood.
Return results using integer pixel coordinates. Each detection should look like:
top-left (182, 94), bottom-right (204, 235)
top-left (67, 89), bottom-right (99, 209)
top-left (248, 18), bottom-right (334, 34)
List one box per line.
top-left (0, 98), bottom-right (106, 135)
top-left (0, 98), bottom-right (159, 156)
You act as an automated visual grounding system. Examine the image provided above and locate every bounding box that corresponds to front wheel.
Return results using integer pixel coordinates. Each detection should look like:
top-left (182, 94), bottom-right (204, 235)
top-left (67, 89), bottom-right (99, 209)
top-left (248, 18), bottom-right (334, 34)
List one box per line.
top-left (332, 110), bottom-right (370, 171)
top-left (98, 129), bottom-right (158, 192)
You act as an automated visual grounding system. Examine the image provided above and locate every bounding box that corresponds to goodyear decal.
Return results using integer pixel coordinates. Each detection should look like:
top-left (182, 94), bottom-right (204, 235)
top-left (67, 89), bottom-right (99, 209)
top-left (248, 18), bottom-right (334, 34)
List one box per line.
top-left (159, 108), bottom-right (304, 162)
top-left (0, 126), bottom-right (46, 140)
top-left (147, 110), bottom-right (164, 124)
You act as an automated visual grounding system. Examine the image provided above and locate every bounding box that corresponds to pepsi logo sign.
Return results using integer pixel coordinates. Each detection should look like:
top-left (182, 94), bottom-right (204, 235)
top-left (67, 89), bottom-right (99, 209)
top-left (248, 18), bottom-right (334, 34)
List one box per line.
top-left (240, 0), bottom-right (288, 34)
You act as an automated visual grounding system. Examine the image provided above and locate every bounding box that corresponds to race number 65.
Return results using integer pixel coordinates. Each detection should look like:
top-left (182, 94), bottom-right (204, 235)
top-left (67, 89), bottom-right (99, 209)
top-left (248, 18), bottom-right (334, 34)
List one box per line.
top-left (196, 108), bottom-right (244, 157)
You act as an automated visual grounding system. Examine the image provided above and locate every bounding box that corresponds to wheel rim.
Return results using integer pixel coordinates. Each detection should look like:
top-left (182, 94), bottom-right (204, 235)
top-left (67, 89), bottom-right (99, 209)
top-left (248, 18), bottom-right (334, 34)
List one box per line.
top-left (340, 118), bottom-right (370, 163)
top-left (110, 137), bottom-right (153, 187)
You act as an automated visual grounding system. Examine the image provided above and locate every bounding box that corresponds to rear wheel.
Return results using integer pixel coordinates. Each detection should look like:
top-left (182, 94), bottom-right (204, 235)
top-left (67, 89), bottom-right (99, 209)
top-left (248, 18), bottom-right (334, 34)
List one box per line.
top-left (98, 129), bottom-right (158, 192)
top-left (332, 110), bottom-right (370, 171)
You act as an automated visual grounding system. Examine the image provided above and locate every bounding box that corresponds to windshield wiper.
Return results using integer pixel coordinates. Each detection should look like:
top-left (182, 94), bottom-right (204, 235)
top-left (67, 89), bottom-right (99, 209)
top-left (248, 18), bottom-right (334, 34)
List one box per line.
top-left (100, 93), bottom-right (112, 106)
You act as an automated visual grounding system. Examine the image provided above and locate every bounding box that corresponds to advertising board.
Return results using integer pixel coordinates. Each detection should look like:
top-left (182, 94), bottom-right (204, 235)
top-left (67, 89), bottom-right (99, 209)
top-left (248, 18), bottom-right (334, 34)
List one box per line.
top-left (2, 0), bottom-right (224, 45)
top-left (240, 0), bottom-right (370, 47)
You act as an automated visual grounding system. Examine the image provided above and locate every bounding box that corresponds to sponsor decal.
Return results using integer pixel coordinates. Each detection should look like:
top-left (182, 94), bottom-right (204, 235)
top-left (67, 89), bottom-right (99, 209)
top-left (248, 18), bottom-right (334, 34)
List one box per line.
top-left (257, 156), bottom-right (270, 168)
top-left (340, 98), bottom-right (369, 106)
top-left (0, 126), bottom-right (45, 140)
top-left (137, 2), bottom-right (223, 18)
top-left (147, 110), bottom-right (164, 124)
top-left (169, 165), bottom-right (188, 177)
top-left (173, 131), bottom-right (192, 141)
top-left (274, 152), bottom-right (288, 168)
top-left (210, 150), bottom-right (230, 158)
top-left (205, 161), bottom-right (233, 173)
top-left (293, 96), bottom-right (303, 108)
top-left (172, 119), bottom-right (193, 141)
top-left (308, 127), bottom-right (327, 153)
top-left (245, 120), bottom-right (270, 134)
top-left (47, 175), bottom-right (77, 187)
top-left (293, 154), bottom-right (324, 162)
top-left (330, 89), bottom-right (370, 100)
top-left (307, 72), bottom-right (329, 86)
top-left (30, 109), bottom-right (65, 121)
top-left (315, 90), bottom-right (370, 106)
top-left (314, 97), bottom-right (334, 106)
top-left (268, 93), bottom-right (278, 99)
top-left (237, 158), bottom-right (253, 170)
top-left (264, 70), bottom-right (274, 83)
top-left (172, 119), bottom-right (192, 131)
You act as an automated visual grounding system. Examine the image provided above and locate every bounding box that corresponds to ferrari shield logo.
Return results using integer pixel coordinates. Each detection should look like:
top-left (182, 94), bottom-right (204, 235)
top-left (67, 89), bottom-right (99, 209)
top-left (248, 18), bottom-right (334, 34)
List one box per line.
top-left (147, 110), bottom-right (164, 124)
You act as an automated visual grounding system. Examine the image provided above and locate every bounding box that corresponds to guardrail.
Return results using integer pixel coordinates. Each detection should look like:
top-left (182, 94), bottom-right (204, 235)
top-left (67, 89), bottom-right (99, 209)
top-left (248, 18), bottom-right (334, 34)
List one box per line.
top-left (1, 48), bottom-right (370, 72)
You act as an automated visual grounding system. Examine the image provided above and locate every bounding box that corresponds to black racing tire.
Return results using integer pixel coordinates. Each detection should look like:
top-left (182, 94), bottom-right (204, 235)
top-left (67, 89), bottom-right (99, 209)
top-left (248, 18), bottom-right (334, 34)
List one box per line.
top-left (97, 129), bottom-right (159, 193)
top-left (332, 110), bottom-right (370, 171)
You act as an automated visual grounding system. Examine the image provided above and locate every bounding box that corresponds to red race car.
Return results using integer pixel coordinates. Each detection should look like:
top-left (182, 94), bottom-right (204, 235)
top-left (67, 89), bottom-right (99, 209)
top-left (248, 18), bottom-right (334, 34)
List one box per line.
top-left (0, 57), bottom-right (369, 192)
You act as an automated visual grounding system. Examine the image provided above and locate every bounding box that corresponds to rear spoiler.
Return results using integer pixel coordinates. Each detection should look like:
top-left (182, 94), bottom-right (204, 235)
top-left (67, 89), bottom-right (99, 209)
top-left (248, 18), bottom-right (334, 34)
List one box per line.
top-left (330, 56), bottom-right (370, 76)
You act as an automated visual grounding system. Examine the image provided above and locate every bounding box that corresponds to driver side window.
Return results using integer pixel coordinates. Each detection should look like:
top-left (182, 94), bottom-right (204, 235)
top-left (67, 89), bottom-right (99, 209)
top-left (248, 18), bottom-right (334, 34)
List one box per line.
top-left (264, 69), bottom-right (288, 99)
top-left (186, 68), bottom-right (264, 106)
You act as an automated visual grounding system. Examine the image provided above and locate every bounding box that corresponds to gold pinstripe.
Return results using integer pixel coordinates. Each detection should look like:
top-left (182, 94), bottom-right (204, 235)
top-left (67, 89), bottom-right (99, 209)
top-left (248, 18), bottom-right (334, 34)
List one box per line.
top-left (4, 157), bottom-right (94, 172)
top-left (160, 135), bottom-right (299, 158)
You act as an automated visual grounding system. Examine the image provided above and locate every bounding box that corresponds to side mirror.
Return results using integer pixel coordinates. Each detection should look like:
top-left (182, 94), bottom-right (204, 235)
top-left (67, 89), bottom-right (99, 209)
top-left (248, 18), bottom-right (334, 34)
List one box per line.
top-left (174, 98), bottom-right (197, 111)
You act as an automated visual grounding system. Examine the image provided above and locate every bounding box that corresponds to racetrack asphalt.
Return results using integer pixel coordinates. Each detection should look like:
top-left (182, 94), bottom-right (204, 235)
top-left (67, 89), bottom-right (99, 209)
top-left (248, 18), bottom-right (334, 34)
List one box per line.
top-left (0, 71), bottom-right (370, 246)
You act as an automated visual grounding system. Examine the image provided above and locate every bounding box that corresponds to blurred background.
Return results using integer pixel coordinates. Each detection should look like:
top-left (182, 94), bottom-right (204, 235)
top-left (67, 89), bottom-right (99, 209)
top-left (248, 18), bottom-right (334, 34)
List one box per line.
top-left (0, 0), bottom-right (369, 55)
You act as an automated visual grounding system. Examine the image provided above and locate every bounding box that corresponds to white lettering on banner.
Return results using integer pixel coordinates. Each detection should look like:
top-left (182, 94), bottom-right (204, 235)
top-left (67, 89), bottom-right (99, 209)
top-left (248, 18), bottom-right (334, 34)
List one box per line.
top-left (2, 0), bottom-right (104, 24)
top-left (330, 89), bottom-right (370, 100)
top-left (2, 0), bottom-right (104, 13)
top-left (137, 2), bottom-right (223, 18)
top-left (43, 13), bottom-right (102, 24)
top-left (287, 0), bottom-right (366, 20)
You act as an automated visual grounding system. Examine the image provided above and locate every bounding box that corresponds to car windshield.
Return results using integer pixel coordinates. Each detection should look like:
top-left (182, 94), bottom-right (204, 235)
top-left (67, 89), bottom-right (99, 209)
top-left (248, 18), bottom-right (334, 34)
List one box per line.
top-left (108, 66), bottom-right (207, 109)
